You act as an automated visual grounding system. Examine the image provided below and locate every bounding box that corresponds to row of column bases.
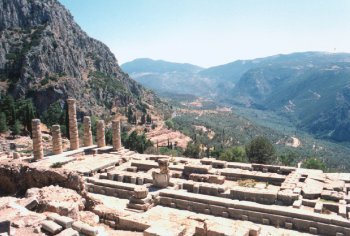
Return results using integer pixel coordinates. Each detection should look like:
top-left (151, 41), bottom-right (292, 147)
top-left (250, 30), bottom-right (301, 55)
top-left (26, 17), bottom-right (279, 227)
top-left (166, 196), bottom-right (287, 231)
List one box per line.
top-left (32, 99), bottom-right (122, 160)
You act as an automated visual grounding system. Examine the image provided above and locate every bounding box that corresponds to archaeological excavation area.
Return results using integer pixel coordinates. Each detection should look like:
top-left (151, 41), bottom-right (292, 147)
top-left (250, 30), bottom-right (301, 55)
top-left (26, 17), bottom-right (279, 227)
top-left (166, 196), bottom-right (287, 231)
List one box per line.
top-left (1, 99), bottom-right (350, 236)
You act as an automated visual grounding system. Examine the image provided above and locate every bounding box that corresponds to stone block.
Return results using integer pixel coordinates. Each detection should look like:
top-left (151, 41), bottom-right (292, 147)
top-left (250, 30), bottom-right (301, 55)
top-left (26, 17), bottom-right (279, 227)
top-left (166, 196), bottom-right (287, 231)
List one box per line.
top-left (339, 205), bottom-right (347, 218)
top-left (134, 186), bottom-right (148, 199)
top-left (209, 205), bottom-right (226, 216)
top-left (191, 202), bottom-right (207, 213)
top-left (211, 160), bottom-right (227, 169)
top-left (41, 220), bottom-right (63, 234)
top-left (127, 203), bottom-right (150, 211)
top-left (314, 202), bottom-right (323, 213)
top-left (56, 228), bottom-right (79, 236)
top-left (309, 227), bottom-right (318, 234)
top-left (208, 175), bottom-right (225, 184)
top-left (302, 178), bottom-right (324, 199)
top-left (174, 199), bottom-right (189, 210)
top-left (262, 218), bottom-right (270, 225)
top-left (72, 221), bottom-right (98, 236)
top-left (183, 164), bottom-right (211, 177)
top-left (137, 178), bottom-right (144, 185)
top-left (47, 213), bottom-right (73, 228)
top-left (285, 222), bottom-right (293, 229)
top-left (293, 200), bottom-right (302, 209)
top-left (117, 216), bottom-right (150, 231)
top-left (144, 225), bottom-right (185, 236)
top-left (152, 171), bottom-right (170, 188)
top-left (23, 197), bottom-right (38, 210)
top-left (130, 176), bottom-right (137, 184)
top-left (249, 224), bottom-right (261, 236)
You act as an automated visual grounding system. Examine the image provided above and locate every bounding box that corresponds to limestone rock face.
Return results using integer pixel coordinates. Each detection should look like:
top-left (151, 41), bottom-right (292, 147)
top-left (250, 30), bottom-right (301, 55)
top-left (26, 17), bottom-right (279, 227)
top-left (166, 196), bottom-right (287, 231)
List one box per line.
top-left (0, 0), bottom-right (156, 116)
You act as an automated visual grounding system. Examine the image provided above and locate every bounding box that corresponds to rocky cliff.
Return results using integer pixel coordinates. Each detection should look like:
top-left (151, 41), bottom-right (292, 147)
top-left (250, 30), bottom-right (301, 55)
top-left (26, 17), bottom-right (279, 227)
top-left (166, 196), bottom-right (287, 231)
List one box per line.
top-left (0, 0), bottom-right (156, 116)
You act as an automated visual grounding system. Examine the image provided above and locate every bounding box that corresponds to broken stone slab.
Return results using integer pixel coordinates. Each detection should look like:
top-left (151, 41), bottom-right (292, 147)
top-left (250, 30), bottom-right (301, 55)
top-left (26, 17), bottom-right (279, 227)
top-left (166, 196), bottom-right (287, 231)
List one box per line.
top-left (127, 202), bottom-right (151, 211)
top-left (321, 190), bottom-right (345, 202)
top-left (302, 178), bottom-right (324, 199)
top-left (183, 164), bottom-right (211, 177)
top-left (330, 180), bottom-right (346, 191)
top-left (200, 158), bottom-right (215, 165)
top-left (41, 220), bottom-right (63, 234)
top-left (211, 160), bottom-right (227, 169)
top-left (47, 213), bottom-right (73, 228)
top-left (129, 195), bottom-right (152, 205)
top-left (144, 224), bottom-right (185, 236)
top-left (72, 221), bottom-right (98, 236)
top-left (56, 228), bottom-right (79, 236)
top-left (22, 197), bottom-right (38, 210)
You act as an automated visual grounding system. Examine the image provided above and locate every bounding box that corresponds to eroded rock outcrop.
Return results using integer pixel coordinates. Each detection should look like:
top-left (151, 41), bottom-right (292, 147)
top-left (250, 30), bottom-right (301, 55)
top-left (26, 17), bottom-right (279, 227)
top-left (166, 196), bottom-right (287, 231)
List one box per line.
top-left (0, 0), bottom-right (156, 116)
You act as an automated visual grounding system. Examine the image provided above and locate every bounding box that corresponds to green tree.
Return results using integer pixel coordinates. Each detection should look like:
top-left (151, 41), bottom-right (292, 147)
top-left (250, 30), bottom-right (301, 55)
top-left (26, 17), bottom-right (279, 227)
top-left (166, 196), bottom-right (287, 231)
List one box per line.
top-left (302, 157), bottom-right (326, 171)
top-left (1, 95), bottom-right (16, 125)
top-left (141, 113), bottom-right (146, 124)
top-left (0, 113), bottom-right (8, 132)
top-left (105, 127), bottom-right (113, 145)
top-left (165, 119), bottom-right (174, 129)
top-left (127, 106), bottom-right (133, 123)
top-left (124, 131), bottom-right (153, 153)
top-left (23, 100), bottom-right (36, 135)
top-left (146, 114), bottom-right (152, 124)
top-left (184, 142), bottom-right (201, 158)
top-left (219, 146), bottom-right (247, 162)
top-left (42, 101), bottom-right (64, 127)
top-left (279, 152), bottom-right (297, 166)
top-left (245, 136), bottom-right (276, 164)
top-left (11, 119), bottom-right (21, 136)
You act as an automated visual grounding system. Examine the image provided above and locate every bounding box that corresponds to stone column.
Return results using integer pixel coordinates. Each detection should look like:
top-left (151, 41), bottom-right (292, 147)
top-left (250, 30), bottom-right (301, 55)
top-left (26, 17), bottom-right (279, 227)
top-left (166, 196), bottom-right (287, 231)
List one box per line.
top-left (83, 116), bottom-right (93, 146)
top-left (32, 119), bottom-right (44, 160)
top-left (112, 120), bottom-right (122, 151)
top-left (52, 125), bottom-right (63, 155)
top-left (67, 99), bottom-right (79, 150)
top-left (96, 120), bottom-right (105, 148)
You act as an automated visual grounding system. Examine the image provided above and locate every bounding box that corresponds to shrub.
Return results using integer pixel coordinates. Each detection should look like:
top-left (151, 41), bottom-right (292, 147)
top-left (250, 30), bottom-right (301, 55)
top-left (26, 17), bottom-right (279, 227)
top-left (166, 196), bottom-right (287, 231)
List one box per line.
top-left (245, 136), bottom-right (276, 164)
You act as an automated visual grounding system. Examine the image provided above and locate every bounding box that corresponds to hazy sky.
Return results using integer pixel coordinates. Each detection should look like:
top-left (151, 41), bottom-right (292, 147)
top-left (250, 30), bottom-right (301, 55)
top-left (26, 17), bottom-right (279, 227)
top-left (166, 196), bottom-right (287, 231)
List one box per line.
top-left (59, 0), bottom-right (350, 67)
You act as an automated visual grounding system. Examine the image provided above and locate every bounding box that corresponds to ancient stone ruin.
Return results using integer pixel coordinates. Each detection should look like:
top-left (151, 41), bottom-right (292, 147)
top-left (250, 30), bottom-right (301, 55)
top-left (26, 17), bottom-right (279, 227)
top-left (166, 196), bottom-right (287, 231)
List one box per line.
top-left (32, 119), bottom-right (43, 160)
top-left (1, 98), bottom-right (350, 236)
top-left (112, 120), bottom-right (121, 151)
top-left (96, 120), bottom-right (105, 148)
top-left (52, 125), bottom-right (63, 155)
top-left (67, 98), bottom-right (79, 150)
top-left (83, 116), bottom-right (93, 147)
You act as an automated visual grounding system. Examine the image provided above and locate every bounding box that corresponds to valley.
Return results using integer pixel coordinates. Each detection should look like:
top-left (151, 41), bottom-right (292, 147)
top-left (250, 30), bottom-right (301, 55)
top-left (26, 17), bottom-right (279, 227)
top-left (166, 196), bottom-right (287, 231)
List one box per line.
top-left (122, 53), bottom-right (350, 171)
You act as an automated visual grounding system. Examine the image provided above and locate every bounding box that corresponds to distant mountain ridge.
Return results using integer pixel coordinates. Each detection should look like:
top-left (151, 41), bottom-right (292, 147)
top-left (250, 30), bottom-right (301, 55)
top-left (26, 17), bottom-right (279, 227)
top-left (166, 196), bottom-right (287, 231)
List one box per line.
top-left (122, 58), bottom-right (210, 96)
top-left (123, 52), bottom-right (350, 142)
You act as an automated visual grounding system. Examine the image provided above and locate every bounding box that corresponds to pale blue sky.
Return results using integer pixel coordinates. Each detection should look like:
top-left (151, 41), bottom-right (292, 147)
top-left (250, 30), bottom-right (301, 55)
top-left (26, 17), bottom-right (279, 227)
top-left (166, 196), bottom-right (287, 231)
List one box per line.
top-left (59, 0), bottom-right (350, 67)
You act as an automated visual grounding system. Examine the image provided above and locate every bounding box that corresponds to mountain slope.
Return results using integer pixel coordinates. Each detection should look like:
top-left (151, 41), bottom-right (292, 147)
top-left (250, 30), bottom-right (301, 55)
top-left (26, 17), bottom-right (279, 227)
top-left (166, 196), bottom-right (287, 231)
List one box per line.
top-left (231, 53), bottom-right (350, 141)
top-left (125, 52), bottom-right (350, 142)
top-left (0, 0), bottom-right (156, 116)
top-left (121, 58), bottom-right (213, 96)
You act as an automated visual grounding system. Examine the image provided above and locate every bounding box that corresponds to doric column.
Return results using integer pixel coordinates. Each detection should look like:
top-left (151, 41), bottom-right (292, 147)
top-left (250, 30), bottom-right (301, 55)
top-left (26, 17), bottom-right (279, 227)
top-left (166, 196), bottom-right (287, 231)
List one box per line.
top-left (83, 116), bottom-right (93, 146)
top-left (52, 125), bottom-right (63, 155)
top-left (32, 119), bottom-right (44, 160)
top-left (67, 99), bottom-right (79, 150)
top-left (112, 120), bottom-right (122, 151)
top-left (96, 120), bottom-right (105, 148)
